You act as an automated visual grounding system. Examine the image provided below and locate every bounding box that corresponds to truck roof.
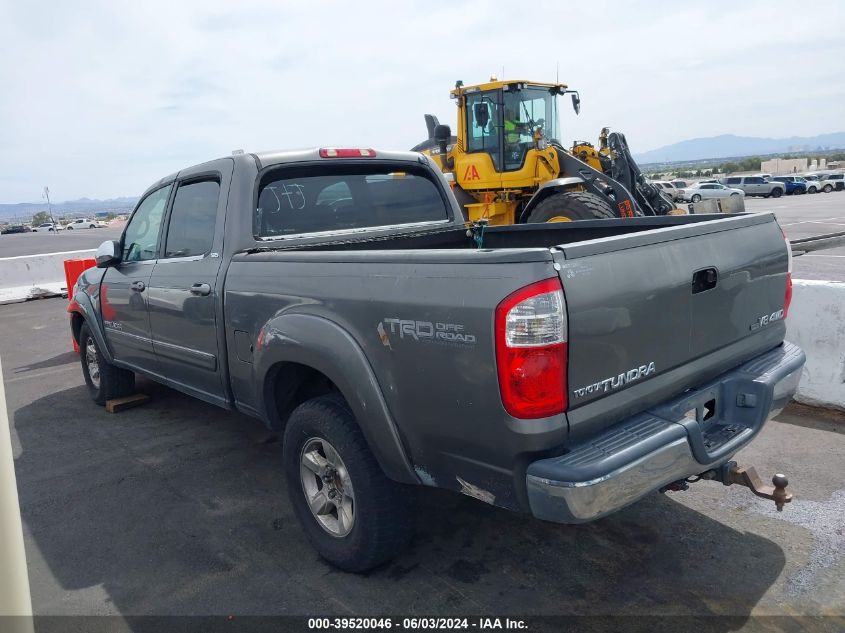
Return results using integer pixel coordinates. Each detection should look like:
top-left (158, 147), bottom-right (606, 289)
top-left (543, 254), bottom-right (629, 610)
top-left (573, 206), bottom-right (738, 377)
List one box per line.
top-left (251, 147), bottom-right (429, 169)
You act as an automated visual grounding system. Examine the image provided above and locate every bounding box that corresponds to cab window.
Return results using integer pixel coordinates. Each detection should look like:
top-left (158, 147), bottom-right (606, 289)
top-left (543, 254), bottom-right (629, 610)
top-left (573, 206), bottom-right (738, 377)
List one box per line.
top-left (255, 164), bottom-right (448, 238)
top-left (163, 179), bottom-right (220, 258)
top-left (122, 185), bottom-right (171, 262)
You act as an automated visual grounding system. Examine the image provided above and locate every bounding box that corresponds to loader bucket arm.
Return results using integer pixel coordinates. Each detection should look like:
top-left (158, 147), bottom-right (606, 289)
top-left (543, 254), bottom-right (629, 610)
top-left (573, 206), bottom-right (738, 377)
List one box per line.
top-left (606, 132), bottom-right (675, 216)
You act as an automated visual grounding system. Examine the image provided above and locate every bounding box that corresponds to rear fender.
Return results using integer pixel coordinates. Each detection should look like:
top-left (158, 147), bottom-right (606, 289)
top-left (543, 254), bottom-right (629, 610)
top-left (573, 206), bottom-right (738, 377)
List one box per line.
top-left (253, 313), bottom-right (418, 485)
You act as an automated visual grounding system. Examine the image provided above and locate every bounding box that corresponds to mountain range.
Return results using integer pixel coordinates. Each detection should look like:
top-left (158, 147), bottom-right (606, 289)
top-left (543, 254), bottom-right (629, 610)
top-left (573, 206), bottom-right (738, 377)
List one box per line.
top-left (634, 132), bottom-right (845, 164)
top-left (0, 197), bottom-right (138, 222)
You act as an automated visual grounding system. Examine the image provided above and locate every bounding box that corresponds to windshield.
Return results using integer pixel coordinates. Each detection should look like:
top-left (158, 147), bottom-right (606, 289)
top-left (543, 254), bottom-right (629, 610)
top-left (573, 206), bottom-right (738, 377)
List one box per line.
top-left (502, 87), bottom-right (560, 145)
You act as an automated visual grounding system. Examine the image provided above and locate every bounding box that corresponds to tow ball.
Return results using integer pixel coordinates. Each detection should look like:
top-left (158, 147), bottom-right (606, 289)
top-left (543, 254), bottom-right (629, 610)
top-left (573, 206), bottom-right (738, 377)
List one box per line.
top-left (663, 461), bottom-right (793, 511)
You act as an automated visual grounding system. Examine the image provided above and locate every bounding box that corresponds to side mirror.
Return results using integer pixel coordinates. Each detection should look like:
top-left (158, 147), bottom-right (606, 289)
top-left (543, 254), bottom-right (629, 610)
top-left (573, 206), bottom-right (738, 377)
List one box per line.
top-left (434, 124), bottom-right (453, 169)
top-left (95, 240), bottom-right (121, 268)
top-left (571, 92), bottom-right (581, 115)
top-left (473, 102), bottom-right (490, 128)
top-left (434, 124), bottom-right (451, 144)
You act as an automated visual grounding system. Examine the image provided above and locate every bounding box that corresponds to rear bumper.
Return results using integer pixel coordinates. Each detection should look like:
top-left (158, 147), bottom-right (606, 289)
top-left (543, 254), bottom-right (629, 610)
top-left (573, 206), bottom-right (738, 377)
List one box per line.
top-left (526, 342), bottom-right (804, 523)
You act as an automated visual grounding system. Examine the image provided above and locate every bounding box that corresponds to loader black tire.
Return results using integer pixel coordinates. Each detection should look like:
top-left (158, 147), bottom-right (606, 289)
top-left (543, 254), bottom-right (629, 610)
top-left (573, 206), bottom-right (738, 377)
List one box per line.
top-left (526, 191), bottom-right (616, 223)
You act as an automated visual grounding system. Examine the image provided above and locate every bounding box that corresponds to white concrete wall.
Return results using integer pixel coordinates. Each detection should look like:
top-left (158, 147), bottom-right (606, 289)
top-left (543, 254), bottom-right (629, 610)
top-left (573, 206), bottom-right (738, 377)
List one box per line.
top-left (0, 249), bottom-right (95, 305)
top-left (786, 280), bottom-right (845, 411)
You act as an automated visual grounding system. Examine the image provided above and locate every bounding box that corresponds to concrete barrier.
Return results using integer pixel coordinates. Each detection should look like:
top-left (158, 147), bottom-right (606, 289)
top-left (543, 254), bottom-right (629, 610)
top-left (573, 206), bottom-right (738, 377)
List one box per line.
top-left (0, 249), bottom-right (96, 305)
top-left (786, 279), bottom-right (845, 411)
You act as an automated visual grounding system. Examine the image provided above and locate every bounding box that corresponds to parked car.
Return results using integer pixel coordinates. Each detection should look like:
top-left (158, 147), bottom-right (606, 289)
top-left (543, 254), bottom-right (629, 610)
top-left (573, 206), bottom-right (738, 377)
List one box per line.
top-left (719, 176), bottom-right (785, 198)
top-left (670, 180), bottom-right (690, 189)
top-left (678, 182), bottom-right (744, 202)
top-left (819, 173), bottom-right (844, 192)
top-left (32, 222), bottom-right (64, 232)
top-left (650, 181), bottom-right (680, 201)
top-left (1, 224), bottom-right (32, 234)
top-left (69, 147), bottom-right (803, 572)
top-left (65, 218), bottom-right (107, 230)
top-left (802, 175), bottom-right (823, 193)
top-left (771, 176), bottom-right (808, 195)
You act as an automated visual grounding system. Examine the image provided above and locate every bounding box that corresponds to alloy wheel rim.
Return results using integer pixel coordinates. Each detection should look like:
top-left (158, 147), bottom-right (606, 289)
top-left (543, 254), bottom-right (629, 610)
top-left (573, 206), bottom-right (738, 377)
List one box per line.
top-left (299, 437), bottom-right (355, 537)
top-left (85, 338), bottom-right (100, 389)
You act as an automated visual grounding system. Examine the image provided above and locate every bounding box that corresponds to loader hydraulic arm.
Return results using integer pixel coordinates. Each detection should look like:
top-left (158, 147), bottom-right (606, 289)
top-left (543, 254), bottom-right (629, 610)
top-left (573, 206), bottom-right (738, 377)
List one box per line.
top-left (605, 131), bottom-right (675, 216)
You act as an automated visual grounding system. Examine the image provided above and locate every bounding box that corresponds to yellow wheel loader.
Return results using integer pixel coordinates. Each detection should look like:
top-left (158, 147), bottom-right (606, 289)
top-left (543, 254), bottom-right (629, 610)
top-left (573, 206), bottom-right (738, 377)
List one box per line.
top-left (412, 78), bottom-right (683, 224)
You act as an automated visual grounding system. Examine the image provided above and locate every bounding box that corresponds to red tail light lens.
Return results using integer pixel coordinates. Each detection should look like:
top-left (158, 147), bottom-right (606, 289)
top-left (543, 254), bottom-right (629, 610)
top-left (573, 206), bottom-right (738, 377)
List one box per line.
top-left (495, 278), bottom-right (568, 419)
top-left (319, 148), bottom-right (376, 158)
top-left (782, 228), bottom-right (793, 317)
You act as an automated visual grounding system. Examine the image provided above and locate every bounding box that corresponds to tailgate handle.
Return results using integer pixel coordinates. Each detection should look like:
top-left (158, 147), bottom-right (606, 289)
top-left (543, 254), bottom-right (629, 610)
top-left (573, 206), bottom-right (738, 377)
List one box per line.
top-left (692, 268), bottom-right (718, 294)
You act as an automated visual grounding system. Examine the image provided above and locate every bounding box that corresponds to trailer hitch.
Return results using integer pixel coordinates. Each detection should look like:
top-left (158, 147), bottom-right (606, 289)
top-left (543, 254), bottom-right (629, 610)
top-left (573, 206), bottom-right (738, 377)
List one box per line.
top-left (702, 461), bottom-right (793, 511)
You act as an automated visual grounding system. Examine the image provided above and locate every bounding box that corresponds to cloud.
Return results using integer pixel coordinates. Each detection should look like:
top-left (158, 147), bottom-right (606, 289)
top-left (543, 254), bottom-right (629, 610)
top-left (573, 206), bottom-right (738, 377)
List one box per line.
top-left (1, 0), bottom-right (843, 201)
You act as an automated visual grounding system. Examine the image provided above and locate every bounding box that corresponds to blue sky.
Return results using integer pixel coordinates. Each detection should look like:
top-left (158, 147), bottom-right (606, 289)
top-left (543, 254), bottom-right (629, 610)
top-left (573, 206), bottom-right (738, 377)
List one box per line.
top-left (1, 0), bottom-right (843, 202)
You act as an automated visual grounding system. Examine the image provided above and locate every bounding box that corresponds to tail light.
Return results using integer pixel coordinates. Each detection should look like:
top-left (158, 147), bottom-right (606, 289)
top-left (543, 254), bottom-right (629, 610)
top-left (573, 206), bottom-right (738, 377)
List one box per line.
top-left (319, 148), bottom-right (376, 158)
top-left (495, 278), bottom-right (568, 419)
top-left (782, 228), bottom-right (793, 317)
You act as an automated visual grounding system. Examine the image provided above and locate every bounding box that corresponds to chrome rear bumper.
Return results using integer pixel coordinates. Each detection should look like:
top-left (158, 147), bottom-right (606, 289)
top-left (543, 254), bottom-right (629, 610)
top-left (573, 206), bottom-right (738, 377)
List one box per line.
top-left (526, 342), bottom-right (805, 523)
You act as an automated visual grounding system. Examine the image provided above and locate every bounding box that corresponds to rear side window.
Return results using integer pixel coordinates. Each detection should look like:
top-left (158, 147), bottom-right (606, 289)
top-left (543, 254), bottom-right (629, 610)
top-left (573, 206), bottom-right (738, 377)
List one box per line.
top-left (747, 177), bottom-right (763, 184)
top-left (255, 164), bottom-right (448, 238)
top-left (725, 177), bottom-right (741, 185)
top-left (164, 180), bottom-right (220, 258)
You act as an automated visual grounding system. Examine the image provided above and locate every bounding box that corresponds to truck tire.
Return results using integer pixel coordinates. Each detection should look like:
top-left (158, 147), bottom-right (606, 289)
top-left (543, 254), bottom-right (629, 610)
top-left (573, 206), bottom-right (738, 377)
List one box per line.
top-left (79, 323), bottom-right (135, 405)
top-left (283, 395), bottom-right (413, 572)
top-left (526, 191), bottom-right (616, 223)
top-left (771, 188), bottom-right (783, 198)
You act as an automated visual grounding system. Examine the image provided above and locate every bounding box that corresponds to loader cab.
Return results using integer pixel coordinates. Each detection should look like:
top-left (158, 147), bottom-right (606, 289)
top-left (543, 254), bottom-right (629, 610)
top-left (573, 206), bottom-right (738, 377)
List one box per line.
top-left (461, 82), bottom-right (563, 176)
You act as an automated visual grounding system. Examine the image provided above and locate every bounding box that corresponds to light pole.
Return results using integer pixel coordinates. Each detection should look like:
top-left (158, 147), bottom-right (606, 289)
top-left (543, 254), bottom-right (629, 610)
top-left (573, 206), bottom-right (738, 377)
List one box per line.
top-left (43, 186), bottom-right (58, 234)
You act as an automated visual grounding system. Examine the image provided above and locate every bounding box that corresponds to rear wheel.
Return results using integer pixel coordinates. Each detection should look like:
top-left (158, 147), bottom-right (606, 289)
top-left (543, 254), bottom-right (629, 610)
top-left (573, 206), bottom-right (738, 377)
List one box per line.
top-left (283, 395), bottom-right (414, 572)
top-left (526, 191), bottom-right (616, 223)
top-left (691, 194), bottom-right (702, 203)
top-left (823, 184), bottom-right (833, 193)
top-left (79, 323), bottom-right (135, 405)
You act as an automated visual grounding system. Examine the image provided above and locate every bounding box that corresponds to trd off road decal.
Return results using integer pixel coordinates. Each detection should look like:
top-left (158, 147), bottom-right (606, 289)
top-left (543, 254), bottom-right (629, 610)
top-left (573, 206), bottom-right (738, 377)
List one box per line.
top-left (377, 318), bottom-right (476, 348)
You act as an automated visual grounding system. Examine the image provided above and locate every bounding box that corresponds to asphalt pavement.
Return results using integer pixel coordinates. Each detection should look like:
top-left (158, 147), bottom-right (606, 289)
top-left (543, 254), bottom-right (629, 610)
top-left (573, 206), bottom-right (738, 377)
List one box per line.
top-left (1, 298), bottom-right (843, 626)
top-left (744, 193), bottom-right (845, 281)
top-left (0, 226), bottom-right (123, 258)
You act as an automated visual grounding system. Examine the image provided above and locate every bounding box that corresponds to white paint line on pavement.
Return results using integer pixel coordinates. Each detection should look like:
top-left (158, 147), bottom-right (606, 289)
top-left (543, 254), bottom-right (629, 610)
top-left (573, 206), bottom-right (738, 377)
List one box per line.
top-left (4, 365), bottom-right (77, 384)
top-left (802, 254), bottom-right (845, 258)
top-left (780, 216), bottom-right (845, 226)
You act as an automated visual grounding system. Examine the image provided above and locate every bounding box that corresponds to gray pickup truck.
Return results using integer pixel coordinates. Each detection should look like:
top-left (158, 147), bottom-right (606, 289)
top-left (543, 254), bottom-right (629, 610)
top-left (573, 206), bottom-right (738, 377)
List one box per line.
top-left (69, 148), bottom-right (804, 571)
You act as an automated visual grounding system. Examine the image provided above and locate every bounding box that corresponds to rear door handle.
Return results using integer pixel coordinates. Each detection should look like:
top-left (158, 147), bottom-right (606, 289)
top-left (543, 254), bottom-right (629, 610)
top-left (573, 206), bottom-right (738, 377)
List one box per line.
top-left (130, 281), bottom-right (146, 292)
top-left (190, 283), bottom-right (211, 296)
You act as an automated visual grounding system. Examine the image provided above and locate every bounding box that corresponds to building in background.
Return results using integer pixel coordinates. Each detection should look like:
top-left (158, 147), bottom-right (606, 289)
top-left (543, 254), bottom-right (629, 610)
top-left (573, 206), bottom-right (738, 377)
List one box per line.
top-left (760, 157), bottom-right (808, 175)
